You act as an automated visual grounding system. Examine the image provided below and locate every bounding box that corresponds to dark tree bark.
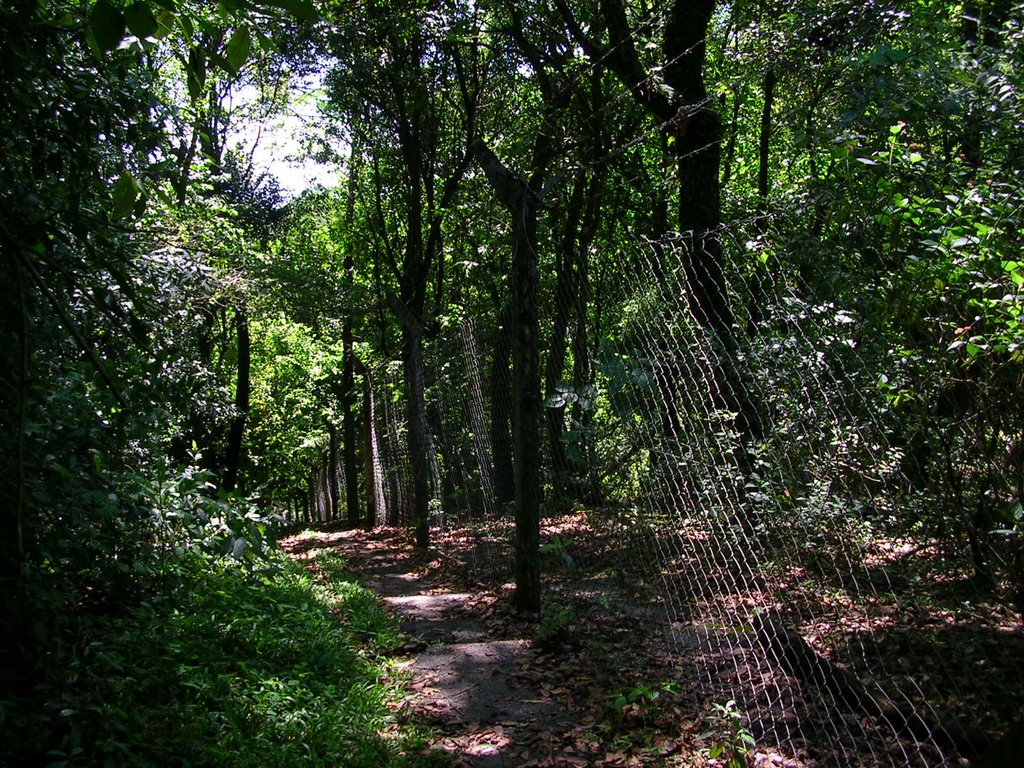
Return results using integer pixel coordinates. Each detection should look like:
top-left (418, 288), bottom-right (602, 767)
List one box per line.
top-left (490, 305), bottom-right (516, 503)
top-left (343, 150), bottom-right (361, 528)
top-left (221, 309), bottom-right (249, 494)
top-left (559, 0), bottom-right (761, 447)
top-left (664, 0), bottom-right (732, 341)
top-left (471, 137), bottom-right (543, 614)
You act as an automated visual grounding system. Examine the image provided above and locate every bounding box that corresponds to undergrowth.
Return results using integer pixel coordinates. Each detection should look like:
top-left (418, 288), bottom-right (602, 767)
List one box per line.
top-left (2, 547), bottom-right (443, 767)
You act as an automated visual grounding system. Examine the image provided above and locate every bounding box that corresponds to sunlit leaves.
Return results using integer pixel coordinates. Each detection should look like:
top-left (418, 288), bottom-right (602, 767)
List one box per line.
top-left (111, 171), bottom-right (141, 219)
top-left (155, 9), bottom-right (176, 38)
top-left (225, 24), bottom-right (252, 73)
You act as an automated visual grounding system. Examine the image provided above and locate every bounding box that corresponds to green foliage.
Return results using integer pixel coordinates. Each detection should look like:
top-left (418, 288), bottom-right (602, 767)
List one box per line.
top-left (4, 549), bottom-right (436, 767)
top-left (608, 682), bottom-right (679, 727)
top-left (540, 535), bottom-right (578, 570)
top-left (536, 597), bottom-right (578, 646)
top-left (699, 700), bottom-right (755, 768)
top-left (6, 0), bottom-right (1024, 761)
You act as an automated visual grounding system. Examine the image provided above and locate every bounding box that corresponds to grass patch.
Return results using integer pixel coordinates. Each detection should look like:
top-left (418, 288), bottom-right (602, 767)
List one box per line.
top-left (7, 549), bottom-right (444, 767)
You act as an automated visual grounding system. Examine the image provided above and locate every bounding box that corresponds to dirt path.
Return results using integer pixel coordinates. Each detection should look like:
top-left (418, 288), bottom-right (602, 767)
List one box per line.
top-left (281, 528), bottom-right (578, 767)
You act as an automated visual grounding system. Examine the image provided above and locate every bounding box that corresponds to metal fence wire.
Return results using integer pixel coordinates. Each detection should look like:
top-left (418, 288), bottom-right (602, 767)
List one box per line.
top-left (299, 215), bottom-right (1024, 767)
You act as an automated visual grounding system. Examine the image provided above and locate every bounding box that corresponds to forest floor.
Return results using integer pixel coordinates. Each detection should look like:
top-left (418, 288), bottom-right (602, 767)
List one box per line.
top-left (281, 514), bottom-right (1024, 767)
top-left (280, 523), bottom-right (808, 768)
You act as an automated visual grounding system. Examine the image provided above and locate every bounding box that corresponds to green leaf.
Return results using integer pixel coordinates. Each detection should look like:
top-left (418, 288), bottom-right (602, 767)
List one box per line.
top-left (178, 11), bottom-right (195, 38)
top-left (112, 173), bottom-right (140, 219)
top-left (125, 2), bottom-right (158, 38)
top-left (155, 10), bottom-right (176, 38)
top-left (186, 48), bottom-right (206, 100)
top-left (224, 25), bottom-right (251, 73)
top-left (90, 0), bottom-right (126, 53)
top-left (253, 28), bottom-right (278, 53)
top-left (257, 0), bottom-right (320, 22)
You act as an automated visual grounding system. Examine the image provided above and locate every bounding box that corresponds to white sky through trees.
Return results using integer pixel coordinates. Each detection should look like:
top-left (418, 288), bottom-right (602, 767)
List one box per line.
top-left (231, 71), bottom-right (340, 198)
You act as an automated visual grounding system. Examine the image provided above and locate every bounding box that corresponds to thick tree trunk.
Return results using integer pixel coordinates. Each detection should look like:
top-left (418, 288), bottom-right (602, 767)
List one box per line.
top-left (665, 0), bottom-right (760, 448)
top-left (512, 225), bottom-right (542, 613)
top-left (490, 305), bottom-right (516, 504)
top-left (471, 137), bottom-right (542, 614)
top-left (567, 0), bottom-right (757, 447)
top-left (666, 0), bottom-right (730, 340)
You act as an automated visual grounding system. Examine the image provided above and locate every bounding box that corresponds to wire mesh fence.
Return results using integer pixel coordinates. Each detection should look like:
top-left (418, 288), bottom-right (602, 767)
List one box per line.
top-left (295, 212), bottom-right (1023, 766)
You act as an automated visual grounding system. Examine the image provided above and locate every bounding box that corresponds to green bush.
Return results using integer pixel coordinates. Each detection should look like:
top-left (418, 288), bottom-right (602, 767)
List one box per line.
top-left (4, 550), bottom-right (439, 767)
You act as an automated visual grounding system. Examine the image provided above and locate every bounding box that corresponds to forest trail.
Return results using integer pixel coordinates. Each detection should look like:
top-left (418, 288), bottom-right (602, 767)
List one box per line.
top-left (281, 528), bottom-right (583, 767)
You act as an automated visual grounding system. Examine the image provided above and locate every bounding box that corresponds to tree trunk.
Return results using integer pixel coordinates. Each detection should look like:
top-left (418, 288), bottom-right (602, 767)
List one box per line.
top-left (402, 323), bottom-right (432, 548)
top-left (327, 421), bottom-right (340, 522)
top-left (222, 309), bottom-right (250, 494)
top-left (665, 0), bottom-right (760, 448)
top-left (343, 151), bottom-right (361, 528)
top-left (512, 223), bottom-right (542, 613)
top-left (471, 137), bottom-right (542, 614)
top-left (490, 305), bottom-right (516, 504)
top-left (360, 364), bottom-right (386, 529)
